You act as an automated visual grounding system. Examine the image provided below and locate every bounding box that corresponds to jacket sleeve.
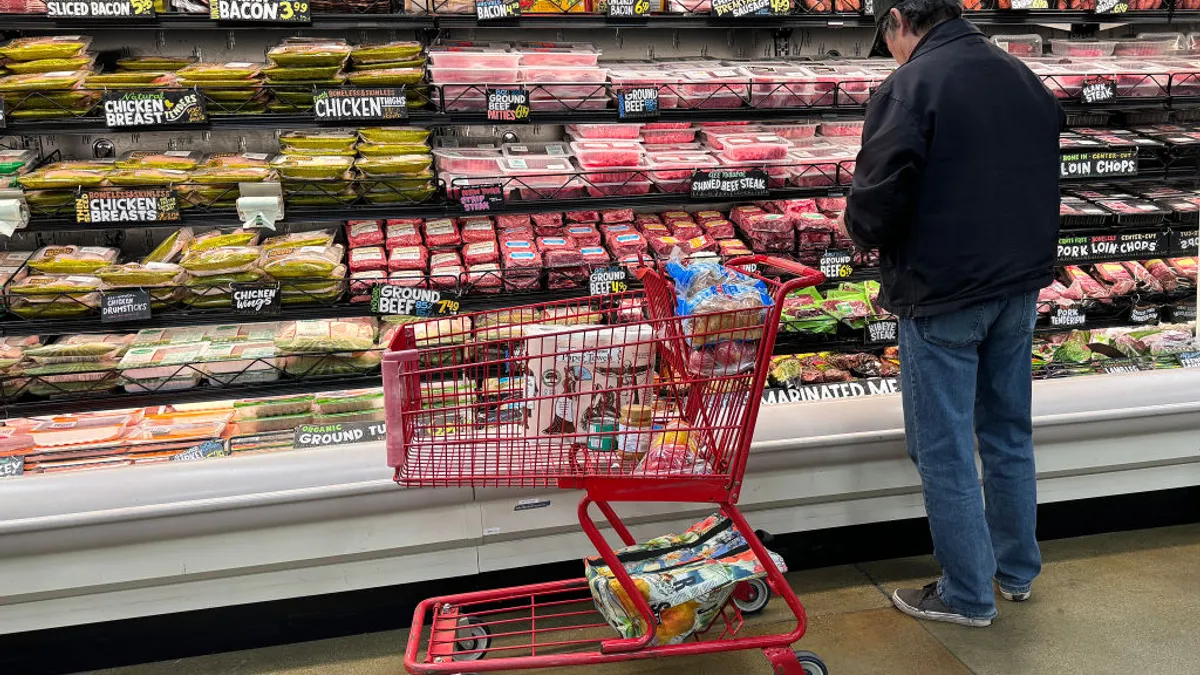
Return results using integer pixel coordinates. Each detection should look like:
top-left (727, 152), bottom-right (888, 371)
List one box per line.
top-left (844, 94), bottom-right (927, 250)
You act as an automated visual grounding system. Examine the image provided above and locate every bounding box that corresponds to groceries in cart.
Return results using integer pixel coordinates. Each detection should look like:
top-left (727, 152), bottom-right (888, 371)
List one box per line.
top-left (665, 251), bottom-right (772, 375)
top-left (586, 514), bottom-right (787, 646)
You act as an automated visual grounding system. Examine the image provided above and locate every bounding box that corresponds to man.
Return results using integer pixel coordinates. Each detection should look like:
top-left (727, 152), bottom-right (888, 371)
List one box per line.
top-left (840, 0), bottom-right (1065, 627)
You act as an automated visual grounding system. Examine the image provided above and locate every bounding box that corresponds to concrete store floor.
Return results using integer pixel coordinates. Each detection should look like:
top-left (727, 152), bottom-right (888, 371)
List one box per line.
top-left (90, 523), bottom-right (1200, 675)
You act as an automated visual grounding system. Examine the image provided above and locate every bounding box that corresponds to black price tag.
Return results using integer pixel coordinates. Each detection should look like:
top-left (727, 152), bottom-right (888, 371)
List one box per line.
top-left (607, 0), bottom-right (650, 17)
top-left (171, 440), bottom-right (230, 462)
top-left (1100, 358), bottom-right (1140, 374)
top-left (231, 282), bottom-right (281, 316)
top-left (475, 0), bottom-right (520, 20)
top-left (1007, 0), bottom-right (1048, 7)
top-left (76, 188), bottom-right (180, 224)
top-left (313, 88), bottom-right (407, 122)
top-left (459, 182), bottom-right (505, 213)
top-left (1095, 0), bottom-right (1128, 14)
top-left (818, 249), bottom-right (853, 279)
top-left (589, 266), bottom-right (630, 295)
top-left (0, 455), bottom-right (22, 479)
top-left (100, 289), bottom-right (151, 323)
top-left (761, 376), bottom-right (900, 406)
top-left (1170, 229), bottom-right (1198, 255)
top-left (1057, 231), bottom-right (1166, 263)
top-left (690, 169), bottom-right (769, 200)
top-left (1060, 149), bottom-right (1137, 180)
top-left (711, 0), bottom-right (788, 17)
top-left (1128, 303), bottom-right (1161, 325)
top-left (1177, 351), bottom-right (1200, 369)
top-left (211, 0), bottom-right (309, 21)
top-left (371, 285), bottom-right (459, 317)
top-left (1168, 303), bottom-right (1197, 323)
top-left (294, 421), bottom-right (386, 449)
top-left (1080, 76), bottom-right (1118, 104)
top-left (103, 89), bottom-right (207, 128)
top-left (47, 0), bottom-right (154, 17)
top-left (1049, 305), bottom-right (1088, 328)
top-left (486, 88), bottom-right (530, 123)
top-left (864, 317), bottom-right (899, 345)
top-left (616, 87), bottom-right (659, 120)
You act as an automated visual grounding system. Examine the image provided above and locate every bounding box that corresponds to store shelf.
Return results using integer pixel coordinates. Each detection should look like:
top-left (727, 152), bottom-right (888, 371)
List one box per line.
top-left (0, 302), bottom-right (374, 337)
top-left (0, 12), bottom-right (435, 29)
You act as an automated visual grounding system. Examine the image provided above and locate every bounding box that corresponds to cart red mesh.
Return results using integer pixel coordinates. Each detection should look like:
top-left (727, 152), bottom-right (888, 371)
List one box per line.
top-left (383, 256), bottom-right (825, 500)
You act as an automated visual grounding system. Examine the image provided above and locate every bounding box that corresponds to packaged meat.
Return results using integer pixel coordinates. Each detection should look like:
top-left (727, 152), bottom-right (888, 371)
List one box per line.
top-left (459, 219), bottom-right (495, 244)
top-left (30, 414), bottom-right (131, 447)
top-left (261, 245), bottom-right (344, 279)
top-left (641, 127), bottom-right (698, 145)
top-left (346, 220), bottom-right (385, 248)
top-left (1121, 261), bottom-right (1165, 294)
top-left (571, 141), bottom-right (644, 168)
top-left (466, 264), bottom-right (503, 293)
top-left (427, 46), bottom-right (520, 70)
top-left (388, 246), bottom-right (429, 272)
top-left (565, 226), bottom-right (601, 247)
top-left (275, 318), bottom-right (377, 353)
top-left (564, 210), bottom-right (599, 224)
top-left (702, 219), bottom-right (736, 239)
top-left (502, 141), bottom-right (573, 158)
top-left (537, 237), bottom-right (576, 252)
top-left (96, 262), bottom-right (185, 287)
top-left (714, 135), bottom-right (791, 162)
top-left (671, 221), bottom-right (704, 240)
top-left (741, 212), bottom-right (791, 234)
top-left (262, 229), bottom-right (335, 252)
top-left (349, 247), bottom-right (388, 274)
top-left (991, 35), bottom-right (1043, 57)
top-left (1168, 257), bottom-right (1197, 280)
top-left (635, 213), bottom-right (663, 227)
top-left (531, 212), bottom-right (564, 229)
top-left (1050, 40), bottom-right (1117, 58)
top-left (544, 247), bottom-right (584, 268)
top-left (607, 231), bottom-right (648, 257)
top-left (429, 251), bottom-right (461, 269)
top-left (719, 239), bottom-right (752, 257)
top-left (432, 148), bottom-right (504, 175)
top-left (1144, 259), bottom-right (1179, 292)
top-left (179, 246), bottom-right (262, 277)
top-left (429, 265), bottom-right (463, 290)
top-left (27, 245), bottom-right (118, 275)
top-left (645, 152), bottom-right (720, 181)
top-left (386, 221), bottom-right (423, 249)
top-left (1064, 265), bottom-right (1113, 301)
top-left (424, 218), bottom-right (461, 248)
top-left (650, 235), bottom-right (687, 257)
top-left (517, 42), bottom-right (601, 67)
top-left (579, 246), bottom-right (610, 266)
top-left (566, 123), bottom-right (642, 140)
top-left (1094, 262), bottom-right (1136, 295)
top-left (496, 214), bottom-right (533, 230)
top-left (504, 246), bottom-right (543, 269)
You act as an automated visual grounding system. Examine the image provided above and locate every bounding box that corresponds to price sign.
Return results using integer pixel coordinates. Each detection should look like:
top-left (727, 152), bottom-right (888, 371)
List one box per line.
top-left (1081, 76), bottom-right (1118, 103)
top-left (1178, 351), bottom-right (1200, 369)
top-left (103, 89), bottom-right (207, 128)
top-left (211, 0), bottom-right (310, 22)
top-left (100, 289), bottom-right (152, 323)
top-left (762, 376), bottom-right (900, 405)
top-left (1100, 358), bottom-right (1140, 374)
top-left (1049, 305), bottom-right (1087, 328)
top-left (1060, 149), bottom-right (1137, 180)
top-left (294, 421), bottom-right (386, 449)
top-left (0, 455), bottom-right (23, 479)
top-left (607, 0), bottom-right (650, 17)
top-left (1095, 0), bottom-right (1128, 14)
top-left (171, 440), bottom-right (230, 462)
top-left (231, 282), bottom-right (281, 316)
top-left (372, 284), bottom-right (459, 317)
top-left (690, 169), bottom-right (769, 200)
top-left (47, 0), bottom-right (154, 18)
top-left (1008, 0), bottom-right (1048, 7)
top-left (1168, 303), bottom-right (1197, 322)
top-left (616, 87), bottom-right (659, 120)
top-left (1170, 228), bottom-right (1198, 255)
top-left (475, 0), bottom-right (520, 20)
top-left (1129, 303), bottom-right (1161, 325)
top-left (486, 88), bottom-right (530, 123)
top-left (76, 188), bottom-right (180, 224)
top-left (589, 266), bottom-right (630, 295)
top-left (818, 249), bottom-right (853, 279)
top-left (711, 0), bottom-right (786, 17)
top-left (864, 317), bottom-right (899, 345)
top-left (1057, 231), bottom-right (1168, 263)
top-left (313, 88), bottom-right (407, 121)
top-left (459, 182), bottom-right (505, 213)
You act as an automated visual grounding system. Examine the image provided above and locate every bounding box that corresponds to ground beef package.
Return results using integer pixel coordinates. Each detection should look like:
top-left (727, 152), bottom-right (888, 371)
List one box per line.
top-left (500, 226), bottom-right (535, 243)
top-left (545, 247), bottom-right (584, 268)
top-left (537, 237), bottom-right (576, 253)
top-left (748, 229), bottom-right (794, 252)
top-left (424, 218), bottom-right (461, 248)
top-left (461, 218), bottom-right (496, 244)
top-left (503, 246), bottom-right (543, 270)
top-left (496, 214), bottom-right (532, 229)
top-left (430, 251), bottom-right (462, 269)
top-left (466, 264), bottom-right (502, 293)
top-left (580, 246), bottom-right (610, 266)
top-left (549, 267), bottom-right (587, 289)
top-left (607, 231), bottom-right (648, 257)
top-left (463, 240), bottom-right (499, 266)
top-left (386, 222), bottom-right (422, 249)
top-left (349, 246), bottom-right (388, 273)
top-left (531, 212), bottom-right (564, 228)
top-left (565, 226), bottom-right (601, 247)
top-left (388, 245), bottom-right (428, 272)
top-left (534, 224), bottom-right (568, 238)
top-left (429, 265), bottom-right (463, 290)
top-left (346, 220), bottom-right (384, 248)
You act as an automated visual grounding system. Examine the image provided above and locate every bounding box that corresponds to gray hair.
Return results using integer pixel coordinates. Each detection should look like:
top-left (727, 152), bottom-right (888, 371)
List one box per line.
top-left (880, 0), bottom-right (963, 38)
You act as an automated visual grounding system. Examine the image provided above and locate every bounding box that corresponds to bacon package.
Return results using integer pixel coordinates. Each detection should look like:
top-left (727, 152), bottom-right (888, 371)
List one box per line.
top-left (346, 220), bottom-right (384, 247)
top-left (349, 246), bottom-right (388, 273)
top-left (388, 245), bottom-right (429, 272)
top-left (463, 240), bottom-right (500, 266)
top-left (424, 218), bottom-right (461, 248)
top-left (386, 221), bottom-right (422, 249)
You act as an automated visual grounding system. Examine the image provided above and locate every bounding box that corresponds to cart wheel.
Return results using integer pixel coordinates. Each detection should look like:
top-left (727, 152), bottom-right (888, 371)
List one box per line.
top-left (452, 617), bottom-right (491, 662)
top-left (794, 650), bottom-right (829, 675)
top-left (733, 578), bottom-right (771, 615)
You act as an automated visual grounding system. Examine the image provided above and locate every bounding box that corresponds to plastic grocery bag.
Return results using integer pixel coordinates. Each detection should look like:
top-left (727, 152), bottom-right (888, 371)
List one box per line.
top-left (586, 514), bottom-right (786, 646)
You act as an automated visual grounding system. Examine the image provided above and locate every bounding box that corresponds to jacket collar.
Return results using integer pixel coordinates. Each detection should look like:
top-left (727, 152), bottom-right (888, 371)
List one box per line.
top-left (907, 18), bottom-right (983, 65)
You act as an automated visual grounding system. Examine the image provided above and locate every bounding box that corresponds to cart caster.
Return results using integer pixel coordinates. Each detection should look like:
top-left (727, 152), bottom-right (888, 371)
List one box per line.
top-left (452, 617), bottom-right (491, 662)
top-left (732, 578), bottom-right (771, 615)
top-left (794, 650), bottom-right (829, 675)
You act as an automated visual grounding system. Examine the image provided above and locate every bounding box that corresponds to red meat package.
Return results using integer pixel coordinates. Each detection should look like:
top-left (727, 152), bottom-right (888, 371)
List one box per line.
top-left (635, 213), bottom-right (662, 227)
top-left (603, 223), bottom-right (638, 237)
top-left (545, 247), bottom-right (584, 268)
top-left (671, 221), bottom-right (704, 240)
top-left (429, 265), bottom-right (463, 290)
top-left (499, 225), bottom-right (535, 243)
top-left (389, 269), bottom-right (427, 289)
top-left (1064, 265), bottom-right (1112, 301)
top-left (579, 246), bottom-right (610, 266)
top-left (607, 231), bottom-right (648, 257)
top-left (548, 267), bottom-right (587, 289)
top-left (662, 211), bottom-right (692, 227)
top-left (463, 240), bottom-right (500, 266)
top-left (466, 263), bottom-right (502, 293)
top-left (602, 208), bottom-right (634, 223)
top-left (794, 211), bottom-right (837, 231)
top-left (565, 226), bottom-right (601, 247)
top-left (730, 205), bottom-right (767, 226)
top-left (461, 218), bottom-right (496, 243)
top-left (719, 239), bottom-right (752, 256)
top-left (505, 272), bottom-right (541, 292)
top-left (1168, 257), bottom-right (1197, 280)
top-left (816, 196), bottom-right (847, 213)
top-left (351, 270), bottom-right (386, 299)
top-left (650, 235), bottom-right (687, 257)
top-left (1037, 280), bottom-right (1071, 313)
top-left (694, 210), bottom-right (725, 223)
top-left (797, 229), bottom-right (834, 248)
top-left (1094, 262), bottom-right (1135, 296)
top-left (748, 229), bottom-right (794, 252)
top-left (537, 236), bottom-right (577, 252)
top-left (1144, 259), bottom-right (1179, 292)
top-left (386, 221), bottom-right (422, 249)
top-left (497, 214), bottom-right (532, 229)
top-left (685, 235), bottom-right (718, 254)
top-left (534, 224), bottom-right (568, 238)
top-left (346, 220), bottom-right (384, 248)
top-left (774, 199), bottom-right (818, 218)
top-left (641, 223), bottom-right (671, 238)
top-left (349, 246), bottom-right (388, 273)
top-left (702, 219), bottom-right (736, 239)
top-left (503, 244), bottom-right (543, 269)
top-left (741, 212), bottom-right (791, 234)
top-left (566, 210), bottom-right (601, 224)
top-left (531, 212), bottom-right (564, 228)
top-left (431, 251), bottom-right (462, 269)
top-left (424, 218), bottom-right (461, 248)
top-left (1121, 261), bottom-right (1164, 294)
top-left (388, 245), bottom-right (429, 272)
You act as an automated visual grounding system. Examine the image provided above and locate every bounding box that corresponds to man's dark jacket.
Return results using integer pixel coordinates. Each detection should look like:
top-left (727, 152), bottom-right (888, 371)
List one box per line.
top-left (845, 18), bottom-right (1064, 318)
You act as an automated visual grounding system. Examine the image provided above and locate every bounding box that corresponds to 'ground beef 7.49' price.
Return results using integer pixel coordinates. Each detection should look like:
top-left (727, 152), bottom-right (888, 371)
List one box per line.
top-left (371, 285), bottom-right (459, 317)
top-left (211, 0), bottom-right (309, 22)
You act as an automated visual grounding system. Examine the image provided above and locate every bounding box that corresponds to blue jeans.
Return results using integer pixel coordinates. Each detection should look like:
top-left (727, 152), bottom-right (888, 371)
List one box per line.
top-left (899, 291), bottom-right (1043, 620)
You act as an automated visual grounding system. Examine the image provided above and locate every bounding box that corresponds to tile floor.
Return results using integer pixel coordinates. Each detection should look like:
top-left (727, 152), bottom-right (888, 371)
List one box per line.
top-left (90, 523), bottom-right (1200, 675)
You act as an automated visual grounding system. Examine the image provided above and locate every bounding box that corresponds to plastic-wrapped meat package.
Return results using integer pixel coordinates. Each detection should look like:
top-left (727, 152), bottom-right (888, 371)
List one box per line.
top-left (566, 210), bottom-right (601, 224)
top-left (500, 225), bottom-right (535, 243)
top-left (815, 196), bottom-right (847, 213)
top-left (424, 218), bottom-right (461, 248)
top-left (431, 251), bottom-right (462, 269)
top-left (603, 223), bottom-right (638, 236)
top-left (773, 199), bottom-right (819, 218)
top-left (669, 221), bottom-right (702, 240)
top-left (388, 246), bottom-right (429, 272)
top-left (535, 224), bottom-right (568, 238)
top-left (346, 220), bottom-right (384, 248)
top-left (701, 219), bottom-right (735, 239)
top-left (463, 240), bottom-right (500, 266)
top-left (466, 263), bottom-right (502, 293)
top-left (566, 123), bottom-right (642, 140)
top-left (504, 272), bottom-right (541, 292)
top-left (685, 235), bottom-right (718, 254)
top-left (693, 210), bottom-right (723, 223)
top-left (496, 214), bottom-right (532, 229)
top-left (730, 205), bottom-right (767, 226)
top-left (386, 221), bottom-right (422, 249)
top-left (794, 211), bottom-right (837, 231)
top-left (661, 210), bottom-right (692, 226)
top-left (641, 223), bottom-right (670, 240)
top-left (1094, 262), bottom-right (1136, 295)
top-left (571, 141), bottom-right (644, 168)
top-left (1064, 265), bottom-right (1113, 301)
top-left (544, 246), bottom-right (584, 268)
top-left (548, 267), bottom-right (586, 290)
top-left (676, 68), bottom-right (750, 108)
top-left (531, 212), bottom-right (564, 229)
top-left (566, 226), bottom-right (601, 247)
top-left (503, 239), bottom-right (538, 259)
top-left (350, 246), bottom-right (388, 273)
top-left (579, 246), bottom-right (610, 267)
top-left (635, 213), bottom-right (663, 227)
top-left (350, 271), bottom-right (386, 301)
top-left (1037, 280), bottom-right (1071, 314)
top-left (748, 229), bottom-right (794, 253)
top-left (537, 236), bottom-right (577, 253)
top-left (1143, 259), bottom-right (1178, 292)
top-left (601, 208), bottom-right (634, 223)
top-left (741, 212), bottom-right (791, 234)
top-left (649, 235), bottom-right (687, 257)
top-left (1168, 257), bottom-right (1197, 280)
top-left (429, 265), bottom-right (463, 290)
top-left (1118, 261), bottom-right (1163, 294)
top-left (719, 239), bottom-right (752, 257)
top-left (461, 217), bottom-right (496, 243)
top-left (606, 231), bottom-right (648, 257)
top-left (387, 270), bottom-right (427, 290)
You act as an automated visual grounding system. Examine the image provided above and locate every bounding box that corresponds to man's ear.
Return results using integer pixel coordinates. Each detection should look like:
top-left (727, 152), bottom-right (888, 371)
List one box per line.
top-left (889, 7), bottom-right (904, 35)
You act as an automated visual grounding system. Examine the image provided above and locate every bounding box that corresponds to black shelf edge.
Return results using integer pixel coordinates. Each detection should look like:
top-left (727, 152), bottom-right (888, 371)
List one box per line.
top-left (0, 12), bottom-right (435, 30)
top-left (0, 373), bottom-right (384, 419)
top-left (0, 303), bottom-right (374, 338)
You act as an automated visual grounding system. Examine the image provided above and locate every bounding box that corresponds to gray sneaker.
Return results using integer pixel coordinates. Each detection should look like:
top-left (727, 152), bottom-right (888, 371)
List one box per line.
top-left (998, 586), bottom-right (1031, 602)
top-left (891, 582), bottom-right (993, 627)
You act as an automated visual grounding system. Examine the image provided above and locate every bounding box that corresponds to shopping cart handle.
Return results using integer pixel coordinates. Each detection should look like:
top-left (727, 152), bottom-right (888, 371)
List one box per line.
top-left (726, 255), bottom-right (827, 289)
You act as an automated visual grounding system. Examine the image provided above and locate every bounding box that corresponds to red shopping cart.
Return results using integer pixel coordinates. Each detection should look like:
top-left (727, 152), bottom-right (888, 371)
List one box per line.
top-left (382, 255), bottom-right (827, 675)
